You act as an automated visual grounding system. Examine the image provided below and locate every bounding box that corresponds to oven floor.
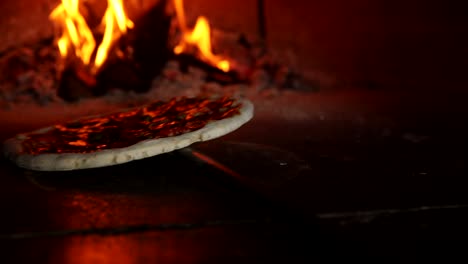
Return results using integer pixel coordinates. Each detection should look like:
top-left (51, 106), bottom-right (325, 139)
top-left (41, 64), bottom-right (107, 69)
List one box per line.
top-left (0, 89), bottom-right (467, 262)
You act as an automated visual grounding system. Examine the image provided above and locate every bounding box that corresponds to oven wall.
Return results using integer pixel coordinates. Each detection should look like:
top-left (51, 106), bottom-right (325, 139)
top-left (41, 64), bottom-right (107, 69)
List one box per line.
top-left (1, 0), bottom-right (466, 92)
top-left (172, 0), bottom-right (468, 92)
top-left (0, 0), bottom-right (55, 52)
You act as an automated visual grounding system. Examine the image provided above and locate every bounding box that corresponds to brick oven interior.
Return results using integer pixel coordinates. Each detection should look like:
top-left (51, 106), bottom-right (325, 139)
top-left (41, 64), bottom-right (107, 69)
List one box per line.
top-left (1, 0), bottom-right (468, 261)
top-left (2, 0), bottom-right (467, 91)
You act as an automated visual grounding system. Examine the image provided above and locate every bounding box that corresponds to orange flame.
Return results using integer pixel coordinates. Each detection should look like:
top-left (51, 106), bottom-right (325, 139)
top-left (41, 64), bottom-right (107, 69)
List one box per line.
top-left (50, 0), bottom-right (133, 73)
top-left (173, 0), bottom-right (230, 72)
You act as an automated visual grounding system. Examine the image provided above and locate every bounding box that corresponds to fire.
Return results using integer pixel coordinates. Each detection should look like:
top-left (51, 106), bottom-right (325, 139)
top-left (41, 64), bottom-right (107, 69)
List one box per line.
top-left (173, 0), bottom-right (230, 72)
top-left (50, 0), bottom-right (134, 73)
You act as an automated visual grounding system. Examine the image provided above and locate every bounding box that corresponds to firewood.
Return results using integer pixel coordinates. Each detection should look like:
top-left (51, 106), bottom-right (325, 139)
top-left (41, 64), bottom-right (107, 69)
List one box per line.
top-left (174, 53), bottom-right (240, 85)
top-left (56, 0), bottom-right (171, 101)
top-left (57, 63), bottom-right (96, 102)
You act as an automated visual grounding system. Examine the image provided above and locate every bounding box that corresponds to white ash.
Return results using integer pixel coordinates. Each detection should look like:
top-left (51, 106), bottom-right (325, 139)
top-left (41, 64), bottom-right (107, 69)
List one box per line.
top-left (0, 44), bottom-right (61, 109)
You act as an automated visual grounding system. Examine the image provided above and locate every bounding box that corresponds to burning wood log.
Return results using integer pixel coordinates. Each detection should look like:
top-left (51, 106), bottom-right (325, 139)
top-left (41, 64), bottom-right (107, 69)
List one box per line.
top-left (96, 0), bottom-right (171, 94)
top-left (123, 0), bottom-right (171, 90)
top-left (174, 53), bottom-right (240, 85)
top-left (57, 63), bottom-right (96, 102)
top-left (55, 0), bottom-right (171, 102)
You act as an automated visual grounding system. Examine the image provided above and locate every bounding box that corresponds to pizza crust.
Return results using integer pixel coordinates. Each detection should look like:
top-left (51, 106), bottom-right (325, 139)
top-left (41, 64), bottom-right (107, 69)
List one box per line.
top-left (3, 99), bottom-right (254, 171)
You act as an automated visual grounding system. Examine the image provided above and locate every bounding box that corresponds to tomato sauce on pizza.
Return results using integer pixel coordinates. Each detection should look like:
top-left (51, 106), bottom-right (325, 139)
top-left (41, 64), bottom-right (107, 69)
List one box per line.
top-left (21, 97), bottom-right (242, 155)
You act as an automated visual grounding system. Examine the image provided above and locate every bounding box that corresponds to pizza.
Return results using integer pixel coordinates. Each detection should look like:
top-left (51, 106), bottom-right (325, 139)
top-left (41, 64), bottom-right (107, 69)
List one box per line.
top-left (3, 96), bottom-right (254, 171)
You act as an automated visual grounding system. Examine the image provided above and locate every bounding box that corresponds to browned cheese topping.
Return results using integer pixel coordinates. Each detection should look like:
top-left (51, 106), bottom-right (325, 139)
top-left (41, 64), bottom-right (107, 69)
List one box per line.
top-left (21, 97), bottom-right (242, 154)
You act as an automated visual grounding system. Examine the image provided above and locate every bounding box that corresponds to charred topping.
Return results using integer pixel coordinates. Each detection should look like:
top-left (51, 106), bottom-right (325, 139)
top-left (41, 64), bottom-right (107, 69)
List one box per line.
top-left (22, 97), bottom-right (241, 154)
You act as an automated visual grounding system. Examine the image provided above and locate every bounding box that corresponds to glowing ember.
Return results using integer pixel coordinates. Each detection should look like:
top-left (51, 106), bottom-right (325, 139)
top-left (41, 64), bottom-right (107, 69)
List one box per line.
top-left (49, 0), bottom-right (134, 73)
top-left (173, 0), bottom-right (230, 72)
